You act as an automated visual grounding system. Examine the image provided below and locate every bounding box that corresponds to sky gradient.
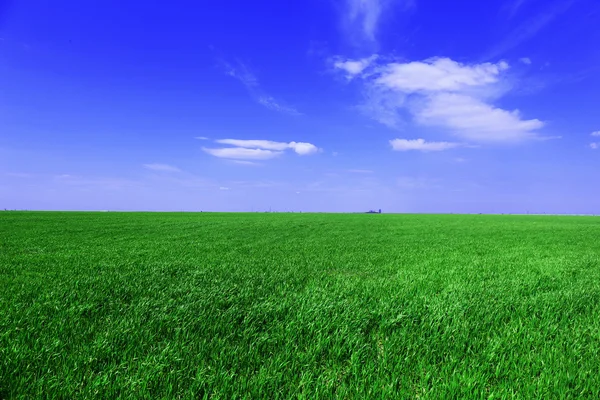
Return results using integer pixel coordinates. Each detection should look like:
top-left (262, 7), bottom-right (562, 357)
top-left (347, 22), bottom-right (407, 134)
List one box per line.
top-left (1, 0), bottom-right (600, 213)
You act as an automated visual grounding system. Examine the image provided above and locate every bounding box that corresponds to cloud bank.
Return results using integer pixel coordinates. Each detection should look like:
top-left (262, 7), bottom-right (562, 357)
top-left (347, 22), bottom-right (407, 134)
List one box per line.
top-left (334, 56), bottom-right (545, 142)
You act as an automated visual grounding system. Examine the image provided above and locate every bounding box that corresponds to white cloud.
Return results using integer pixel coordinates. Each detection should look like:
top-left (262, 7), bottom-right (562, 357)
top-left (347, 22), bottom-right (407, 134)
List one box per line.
top-left (219, 186), bottom-right (229, 190)
top-left (195, 136), bottom-right (209, 140)
top-left (591, 143), bottom-right (599, 150)
top-left (202, 147), bottom-right (283, 160)
top-left (221, 60), bottom-right (300, 115)
top-left (143, 163), bottom-right (181, 172)
top-left (591, 131), bottom-right (600, 137)
top-left (416, 93), bottom-right (543, 142)
top-left (216, 139), bottom-right (290, 151)
top-left (289, 141), bottom-right (319, 155)
top-left (213, 139), bottom-right (319, 156)
top-left (375, 58), bottom-right (508, 93)
top-left (334, 55), bottom-right (378, 78)
top-left (335, 56), bottom-right (545, 142)
top-left (390, 138), bottom-right (462, 152)
top-left (519, 57), bottom-right (532, 65)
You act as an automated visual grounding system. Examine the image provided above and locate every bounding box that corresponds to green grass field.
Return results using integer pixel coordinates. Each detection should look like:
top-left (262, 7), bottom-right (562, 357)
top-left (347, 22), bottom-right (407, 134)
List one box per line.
top-left (1, 212), bottom-right (600, 398)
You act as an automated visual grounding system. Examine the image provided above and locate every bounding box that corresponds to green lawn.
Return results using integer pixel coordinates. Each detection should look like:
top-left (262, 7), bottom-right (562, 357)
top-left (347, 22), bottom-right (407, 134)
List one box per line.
top-left (1, 212), bottom-right (600, 398)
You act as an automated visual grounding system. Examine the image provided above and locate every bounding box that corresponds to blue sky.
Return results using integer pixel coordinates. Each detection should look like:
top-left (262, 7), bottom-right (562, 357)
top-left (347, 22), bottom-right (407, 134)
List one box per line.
top-left (1, 0), bottom-right (599, 213)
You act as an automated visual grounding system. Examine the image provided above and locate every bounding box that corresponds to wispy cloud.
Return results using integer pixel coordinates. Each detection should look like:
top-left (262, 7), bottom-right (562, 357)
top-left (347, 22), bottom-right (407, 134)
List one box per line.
top-left (390, 138), bottom-right (462, 152)
top-left (348, 0), bottom-right (384, 41)
top-left (222, 60), bottom-right (258, 87)
top-left (221, 60), bottom-right (301, 115)
top-left (504, 0), bottom-right (530, 19)
top-left (591, 143), bottom-right (599, 150)
top-left (231, 160), bottom-right (261, 166)
top-left (519, 57), bottom-right (532, 65)
top-left (203, 138), bottom-right (320, 161)
top-left (203, 147), bottom-right (283, 160)
top-left (357, 82), bottom-right (407, 128)
top-left (347, 169), bottom-right (374, 173)
top-left (591, 131), bottom-right (600, 137)
top-left (257, 96), bottom-right (301, 115)
top-left (195, 136), bottom-right (209, 140)
top-left (532, 135), bottom-right (562, 141)
top-left (333, 56), bottom-right (546, 142)
top-left (342, 0), bottom-right (413, 45)
top-left (485, 0), bottom-right (576, 60)
top-left (333, 55), bottom-right (378, 79)
top-left (47, 171), bottom-right (225, 194)
top-left (54, 174), bottom-right (142, 190)
top-left (143, 163), bottom-right (181, 172)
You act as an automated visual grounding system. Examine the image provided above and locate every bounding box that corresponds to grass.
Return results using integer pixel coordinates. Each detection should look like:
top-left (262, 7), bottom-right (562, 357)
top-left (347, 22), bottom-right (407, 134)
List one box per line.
top-left (1, 211), bottom-right (600, 398)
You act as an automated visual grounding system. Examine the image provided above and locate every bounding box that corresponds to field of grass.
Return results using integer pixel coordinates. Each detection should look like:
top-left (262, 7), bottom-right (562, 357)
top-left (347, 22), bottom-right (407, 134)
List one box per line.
top-left (1, 212), bottom-right (600, 398)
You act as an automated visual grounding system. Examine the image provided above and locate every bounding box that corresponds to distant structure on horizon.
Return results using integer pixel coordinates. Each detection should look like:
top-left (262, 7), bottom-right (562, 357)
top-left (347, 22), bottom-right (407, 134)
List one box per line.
top-left (366, 209), bottom-right (382, 214)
